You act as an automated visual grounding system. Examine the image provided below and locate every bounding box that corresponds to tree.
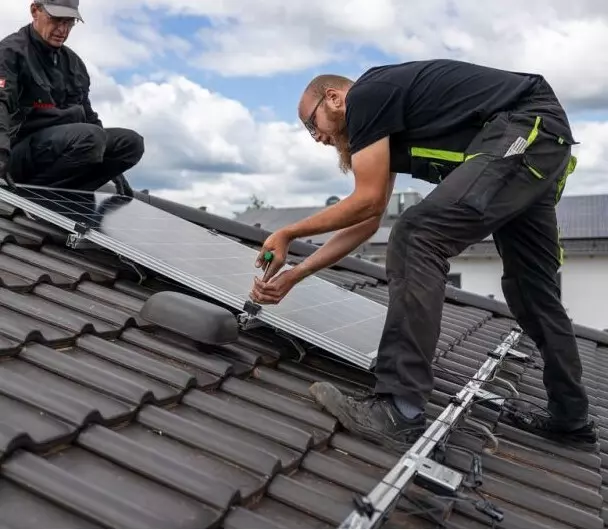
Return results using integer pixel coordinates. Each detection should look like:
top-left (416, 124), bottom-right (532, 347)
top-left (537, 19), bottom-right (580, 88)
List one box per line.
top-left (246, 194), bottom-right (273, 210)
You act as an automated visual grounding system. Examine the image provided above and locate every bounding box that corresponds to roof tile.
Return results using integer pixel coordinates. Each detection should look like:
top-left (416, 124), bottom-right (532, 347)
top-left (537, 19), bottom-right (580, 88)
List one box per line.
top-left (476, 472), bottom-right (604, 528)
top-left (0, 479), bottom-right (98, 528)
top-left (0, 253), bottom-right (55, 287)
top-left (183, 389), bottom-right (314, 452)
top-left (119, 328), bottom-right (234, 378)
top-left (76, 282), bottom-right (146, 314)
top-left (11, 214), bottom-right (69, 242)
top-left (266, 474), bottom-right (354, 526)
top-left (20, 344), bottom-right (155, 406)
top-left (251, 497), bottom-right (331, 528)
top-left (66, 347), bottom-right (180, 405)
top-left (2, 244), bottom-right (92, 282)
top-left (34, 284), bottom-right (138, 328)
top-left (76, 335), bottom-right (196, 392)
top-left (40, 245), bottom-right (119, 282)
top-left (0, 365), bottom-right (103, 428)
top-left (0, 218), bottom-right (47, 246)
top-left (78, 424), bottom-right (240, 511)
top-left (0, 358), bottom-right (132, 425)
top-left (0, 289), bottom-right (119, 338)
top-left (0, 393), bottom-right (74, 452)
top-left (9, 449), bottom-right (223, 527)
top-left (222, 507), bottom-right (284, 529)
top-left (137, 405), bottom-right (283, 476)
top-left (0, 306), bottom-right (71, 345)
top-left (220, 376), bottom-right (337, 433)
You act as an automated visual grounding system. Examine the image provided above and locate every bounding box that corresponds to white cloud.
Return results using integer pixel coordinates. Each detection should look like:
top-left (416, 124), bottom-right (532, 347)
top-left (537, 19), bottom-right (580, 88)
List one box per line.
top-left (2, 0), bottom-right (608, 219)
top-left (568, 122), bottom-right (608, 195)
top-left (94, 74), bottom-right (348, 216)
top-left (95, 0), bottom-right (608, 108)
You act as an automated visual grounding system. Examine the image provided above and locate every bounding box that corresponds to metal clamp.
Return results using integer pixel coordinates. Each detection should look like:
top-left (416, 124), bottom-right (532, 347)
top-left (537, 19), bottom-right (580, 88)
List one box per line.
top-left (238, 300), bottom-right (264, 330)
top-left (66, 222), bottom-right (89, 249)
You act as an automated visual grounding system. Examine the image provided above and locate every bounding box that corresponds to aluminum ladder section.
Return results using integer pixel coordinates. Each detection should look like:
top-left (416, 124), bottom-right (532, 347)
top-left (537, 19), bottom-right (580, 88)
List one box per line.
top-left (340, 326), bottom-right (526, 528)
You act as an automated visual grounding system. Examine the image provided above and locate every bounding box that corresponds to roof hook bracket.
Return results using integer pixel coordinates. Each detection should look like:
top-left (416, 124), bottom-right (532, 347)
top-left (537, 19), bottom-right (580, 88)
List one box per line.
top-left (238, 300), bottom-right (264, 330)
top-left (66, 222), bottom-right (90, 249)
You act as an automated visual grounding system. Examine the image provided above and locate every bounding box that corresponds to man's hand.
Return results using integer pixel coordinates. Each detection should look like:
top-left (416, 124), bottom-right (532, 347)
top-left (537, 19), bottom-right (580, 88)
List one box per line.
top-left (0, 158), bottom-right (7, 182)
top-left (255, 229), bottom-right (292, 280)
top-left (250, 268), bottom-right (303, 304)
top-left (0, 159), bottom-right (16, 190)
top-left (113, 174), bottom-right (134, 197)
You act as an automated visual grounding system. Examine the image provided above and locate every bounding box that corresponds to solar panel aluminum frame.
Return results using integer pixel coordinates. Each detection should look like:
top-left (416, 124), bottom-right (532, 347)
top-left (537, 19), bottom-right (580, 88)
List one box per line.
top-left (340, 326), bottom-right (524, 528)
top-left (0, 186), bottom-right (380, 369)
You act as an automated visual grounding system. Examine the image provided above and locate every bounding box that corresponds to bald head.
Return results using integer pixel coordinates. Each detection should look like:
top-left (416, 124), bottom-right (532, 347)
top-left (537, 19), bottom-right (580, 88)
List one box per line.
top-left (298, 73), bottom-right (354, 119)
top-left (304, 74), bottom-right (354, 99)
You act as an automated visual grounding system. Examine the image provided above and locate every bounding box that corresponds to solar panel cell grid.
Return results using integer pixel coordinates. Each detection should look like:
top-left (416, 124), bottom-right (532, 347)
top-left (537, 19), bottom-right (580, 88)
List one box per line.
top-left (0, 185), bottom-right (387, 369)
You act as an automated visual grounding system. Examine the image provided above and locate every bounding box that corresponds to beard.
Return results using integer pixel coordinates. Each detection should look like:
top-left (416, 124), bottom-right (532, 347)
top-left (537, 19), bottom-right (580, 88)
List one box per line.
top-left (326, 107), bottom-right (352, 174)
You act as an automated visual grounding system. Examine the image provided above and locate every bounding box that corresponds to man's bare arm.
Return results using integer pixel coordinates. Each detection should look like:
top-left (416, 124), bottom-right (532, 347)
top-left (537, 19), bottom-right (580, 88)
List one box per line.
top-left (294, 172), bottom-right (396, 278)
top-left (282, 137), bottom-right (393, 240)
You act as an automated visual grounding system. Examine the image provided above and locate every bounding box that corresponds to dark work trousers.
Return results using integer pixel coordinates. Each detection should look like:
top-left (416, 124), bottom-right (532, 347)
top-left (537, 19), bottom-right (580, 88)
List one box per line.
top-left (8, 123), bottom-right (144, 191)
top-left (375, 86), bottom-right (589, 429)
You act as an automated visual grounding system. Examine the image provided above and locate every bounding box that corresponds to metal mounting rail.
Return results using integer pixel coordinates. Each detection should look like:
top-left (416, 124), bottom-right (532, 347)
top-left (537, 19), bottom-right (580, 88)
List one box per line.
top-left (340, 326), bottom-right (524, 529)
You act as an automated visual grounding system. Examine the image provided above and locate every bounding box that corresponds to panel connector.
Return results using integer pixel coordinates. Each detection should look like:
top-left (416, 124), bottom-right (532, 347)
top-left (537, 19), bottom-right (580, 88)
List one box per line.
top-left (413, 457), bottom-right (464, 496)
top-left (475, 499), bottom-right (504, 522)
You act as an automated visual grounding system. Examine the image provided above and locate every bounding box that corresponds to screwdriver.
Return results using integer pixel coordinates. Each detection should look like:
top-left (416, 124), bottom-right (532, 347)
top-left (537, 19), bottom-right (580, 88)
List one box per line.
top-left (243, 250), bottom-right (275, 319)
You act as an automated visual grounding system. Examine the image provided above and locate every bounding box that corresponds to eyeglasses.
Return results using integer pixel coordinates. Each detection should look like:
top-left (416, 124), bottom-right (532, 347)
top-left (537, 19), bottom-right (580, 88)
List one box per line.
top-left (303, 95), bottom-right (325, 137)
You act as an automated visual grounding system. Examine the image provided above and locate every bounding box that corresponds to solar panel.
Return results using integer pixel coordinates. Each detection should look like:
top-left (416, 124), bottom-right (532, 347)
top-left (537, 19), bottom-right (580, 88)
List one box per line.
top-left (0, 184), bottom-right (387, 369)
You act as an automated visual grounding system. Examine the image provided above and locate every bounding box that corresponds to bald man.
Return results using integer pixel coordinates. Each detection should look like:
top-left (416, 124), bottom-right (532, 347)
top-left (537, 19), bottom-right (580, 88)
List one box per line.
top-left (250, 59), bottom-right (597, 453)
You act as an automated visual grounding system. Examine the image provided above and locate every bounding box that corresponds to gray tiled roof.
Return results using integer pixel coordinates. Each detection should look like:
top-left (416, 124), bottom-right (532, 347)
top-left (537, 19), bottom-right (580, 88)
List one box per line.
top-left (0, 192), bottom-right (605, 528)
top-left (557, 194), bottom-right (608, 239)
top-left (236, 193), bottom-right (608, 243)
top-left (460, 237), bottom-right (608, 258)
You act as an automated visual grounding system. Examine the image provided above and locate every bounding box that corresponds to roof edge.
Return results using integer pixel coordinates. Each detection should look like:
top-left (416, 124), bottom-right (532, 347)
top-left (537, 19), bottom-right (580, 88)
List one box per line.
top-left (133, 191), bottom-right (608, 347)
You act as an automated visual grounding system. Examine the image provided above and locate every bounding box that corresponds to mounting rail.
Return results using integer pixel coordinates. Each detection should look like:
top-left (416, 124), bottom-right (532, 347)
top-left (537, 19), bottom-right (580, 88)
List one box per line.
top-left (340, 326), bottom-right (525, 529)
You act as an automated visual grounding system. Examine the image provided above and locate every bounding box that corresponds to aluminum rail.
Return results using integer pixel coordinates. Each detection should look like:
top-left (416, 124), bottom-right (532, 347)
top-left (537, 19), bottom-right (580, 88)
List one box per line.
top-left (340, 326), bottom-right (524, 528)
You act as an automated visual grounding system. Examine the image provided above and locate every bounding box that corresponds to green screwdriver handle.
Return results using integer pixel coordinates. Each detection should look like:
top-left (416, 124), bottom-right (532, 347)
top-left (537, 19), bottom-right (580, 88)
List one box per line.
top-left (263, 251), bottom-right (274, 263)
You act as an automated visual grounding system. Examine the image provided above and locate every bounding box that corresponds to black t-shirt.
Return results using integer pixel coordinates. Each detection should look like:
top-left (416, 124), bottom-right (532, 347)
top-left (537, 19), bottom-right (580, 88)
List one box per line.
top-left (345, 59), bottom-right (546, 175)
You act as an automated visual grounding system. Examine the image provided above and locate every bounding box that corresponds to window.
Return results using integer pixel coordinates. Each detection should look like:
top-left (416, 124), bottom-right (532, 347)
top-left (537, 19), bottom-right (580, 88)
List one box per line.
top-left (447, 273), bottom-right (461, 288)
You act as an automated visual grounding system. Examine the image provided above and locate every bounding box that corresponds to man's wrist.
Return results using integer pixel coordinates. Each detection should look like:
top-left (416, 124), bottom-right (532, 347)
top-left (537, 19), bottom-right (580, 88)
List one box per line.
top-left (281, 226), bottom-right (297, 241)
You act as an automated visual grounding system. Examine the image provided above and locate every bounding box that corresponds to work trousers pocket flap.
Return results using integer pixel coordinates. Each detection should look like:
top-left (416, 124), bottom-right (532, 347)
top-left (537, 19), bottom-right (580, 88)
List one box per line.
top-left (455, 153), bottom-right (524, 215)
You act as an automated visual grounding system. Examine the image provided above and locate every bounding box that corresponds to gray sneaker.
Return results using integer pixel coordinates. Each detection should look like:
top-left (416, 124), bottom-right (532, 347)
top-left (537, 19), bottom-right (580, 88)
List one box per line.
top-left (310, 382), bottom-right (426, 453)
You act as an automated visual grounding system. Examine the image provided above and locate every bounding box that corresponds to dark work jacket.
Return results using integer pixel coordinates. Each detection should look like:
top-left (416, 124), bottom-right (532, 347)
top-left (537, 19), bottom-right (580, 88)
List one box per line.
top-left (0, 24), bottom-right (102, 163)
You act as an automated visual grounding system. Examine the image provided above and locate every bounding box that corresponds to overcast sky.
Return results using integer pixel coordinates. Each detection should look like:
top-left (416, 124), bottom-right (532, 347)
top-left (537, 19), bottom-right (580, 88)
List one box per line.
top-left (3, 1), bottom-right (608, 217)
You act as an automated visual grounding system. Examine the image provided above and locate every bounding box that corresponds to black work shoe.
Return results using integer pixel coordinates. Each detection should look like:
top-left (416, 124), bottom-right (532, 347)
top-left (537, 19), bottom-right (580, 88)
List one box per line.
top-left (504, 406), bottom-right (598, 452)
top-left (309, 382), bottom-right (426, 453)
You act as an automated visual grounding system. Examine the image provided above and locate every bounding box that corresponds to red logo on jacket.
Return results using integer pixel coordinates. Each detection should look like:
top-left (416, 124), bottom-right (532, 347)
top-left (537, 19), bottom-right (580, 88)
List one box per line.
top-left (33, 99), bottom-right (55, 109)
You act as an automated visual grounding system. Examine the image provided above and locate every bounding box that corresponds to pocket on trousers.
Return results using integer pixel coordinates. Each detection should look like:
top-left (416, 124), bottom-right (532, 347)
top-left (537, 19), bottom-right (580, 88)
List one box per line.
top-left (455, 152), bottom-right (524, 215)
top-left (410, 157), bottom-right (459, 184)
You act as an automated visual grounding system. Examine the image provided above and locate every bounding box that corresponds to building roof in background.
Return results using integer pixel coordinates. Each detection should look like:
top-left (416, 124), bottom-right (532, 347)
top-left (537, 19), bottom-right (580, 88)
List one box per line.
top-left (556, 194), bottom-right (608, 239)
top-left (235, 194), bottom-right (608, 244)
top-left (0, 187), bottom-right (605, 528)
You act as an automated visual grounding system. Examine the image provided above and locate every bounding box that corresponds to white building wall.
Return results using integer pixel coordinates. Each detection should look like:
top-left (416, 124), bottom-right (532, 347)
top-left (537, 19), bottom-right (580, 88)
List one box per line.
top-left (448, 256), bottom-right (608, 331)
